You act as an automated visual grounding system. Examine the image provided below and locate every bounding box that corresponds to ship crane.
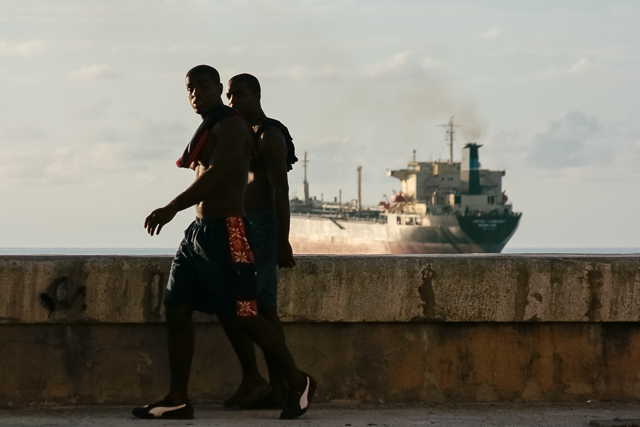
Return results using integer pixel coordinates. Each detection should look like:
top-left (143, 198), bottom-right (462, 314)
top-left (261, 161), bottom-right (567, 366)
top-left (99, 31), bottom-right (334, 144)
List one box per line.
top-left (379, 194), bottom-right (391, 211)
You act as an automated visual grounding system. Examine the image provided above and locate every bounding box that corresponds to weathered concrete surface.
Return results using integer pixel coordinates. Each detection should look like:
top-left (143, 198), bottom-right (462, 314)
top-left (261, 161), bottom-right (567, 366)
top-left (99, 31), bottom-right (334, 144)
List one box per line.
top-left (591, 420), bottom-right (640, 427)
top-left (2, 255), bottom-right (640, 406)
top-left (0, 256), bottom-right (170, 324)
top-left (3, 323), bottom-right (640, 406)
top-left (2, 255), bottom-right (640, 323)
top-left (1, 403), bottom-right (639, 427)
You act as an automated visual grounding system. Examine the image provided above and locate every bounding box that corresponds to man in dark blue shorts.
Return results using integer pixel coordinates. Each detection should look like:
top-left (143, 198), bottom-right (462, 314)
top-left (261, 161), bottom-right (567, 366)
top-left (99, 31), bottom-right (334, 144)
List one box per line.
top-left (133, 65), bottom-right (315, 421)
top-left (222, 73), bottom-right (299, 409)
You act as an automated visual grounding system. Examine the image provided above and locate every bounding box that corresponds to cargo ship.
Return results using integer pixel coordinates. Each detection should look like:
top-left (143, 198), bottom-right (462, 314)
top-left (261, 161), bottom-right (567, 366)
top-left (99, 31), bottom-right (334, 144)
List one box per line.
top-left (289, 118), bottom-right (521, 254)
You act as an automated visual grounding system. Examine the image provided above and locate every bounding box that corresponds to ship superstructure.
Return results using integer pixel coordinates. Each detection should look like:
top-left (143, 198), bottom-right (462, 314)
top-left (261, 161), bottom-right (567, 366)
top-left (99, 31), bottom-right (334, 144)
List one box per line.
top-left (289, 118), bottom-right (521, 254)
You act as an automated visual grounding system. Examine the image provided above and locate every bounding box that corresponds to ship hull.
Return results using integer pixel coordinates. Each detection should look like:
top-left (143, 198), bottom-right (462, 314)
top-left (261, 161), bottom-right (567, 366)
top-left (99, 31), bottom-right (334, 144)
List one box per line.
top-left (289, 213), bottom-right (520, 255)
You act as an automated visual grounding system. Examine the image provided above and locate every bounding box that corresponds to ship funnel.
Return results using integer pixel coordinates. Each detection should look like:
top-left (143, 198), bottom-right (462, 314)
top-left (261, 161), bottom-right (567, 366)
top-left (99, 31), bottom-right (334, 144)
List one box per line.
top-left (461, 143), bottom-right (482, 195)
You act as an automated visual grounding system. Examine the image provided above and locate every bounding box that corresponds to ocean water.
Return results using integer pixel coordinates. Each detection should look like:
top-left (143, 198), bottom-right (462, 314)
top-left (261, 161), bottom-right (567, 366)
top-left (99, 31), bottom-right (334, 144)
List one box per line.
top-left (0, 248), bottom-right (178, 256)
top-left (0, 248), bottom-right (638, 255)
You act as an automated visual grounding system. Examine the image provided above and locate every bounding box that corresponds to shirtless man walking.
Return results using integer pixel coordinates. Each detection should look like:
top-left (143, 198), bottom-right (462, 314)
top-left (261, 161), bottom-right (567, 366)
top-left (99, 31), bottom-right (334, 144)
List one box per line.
top-left (134, 65), bottom-right (315, 420)
top-left (222, 73), bottom-right (298, 410)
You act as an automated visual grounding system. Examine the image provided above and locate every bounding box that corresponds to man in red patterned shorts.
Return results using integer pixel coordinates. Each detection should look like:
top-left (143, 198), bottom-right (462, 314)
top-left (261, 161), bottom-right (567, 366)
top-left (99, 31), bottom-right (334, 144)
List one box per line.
top-left (133, 65), bottom-right (315, 421)
top-left (221, 73), bottom-right (298, 410)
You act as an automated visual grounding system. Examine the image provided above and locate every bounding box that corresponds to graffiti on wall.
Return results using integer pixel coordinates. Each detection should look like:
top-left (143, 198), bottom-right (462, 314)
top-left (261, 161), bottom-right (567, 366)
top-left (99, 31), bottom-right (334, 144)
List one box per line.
top-left (39, 277), bottom-right (87, 316)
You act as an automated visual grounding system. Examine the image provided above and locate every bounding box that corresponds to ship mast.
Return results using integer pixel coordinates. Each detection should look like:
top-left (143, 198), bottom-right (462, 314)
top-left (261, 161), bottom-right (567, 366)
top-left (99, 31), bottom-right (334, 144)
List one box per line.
top-left (302, 151), bottom-right (310, 206)
top-left (438, 116), bottom-right (461, 164)
top-left (357, 165), bottom-right (362, 212)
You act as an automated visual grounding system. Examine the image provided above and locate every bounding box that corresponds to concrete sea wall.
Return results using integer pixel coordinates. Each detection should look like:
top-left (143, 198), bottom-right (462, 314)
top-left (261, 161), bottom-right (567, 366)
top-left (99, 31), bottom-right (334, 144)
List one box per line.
top-left (1, 255), bottom-right (639, 405)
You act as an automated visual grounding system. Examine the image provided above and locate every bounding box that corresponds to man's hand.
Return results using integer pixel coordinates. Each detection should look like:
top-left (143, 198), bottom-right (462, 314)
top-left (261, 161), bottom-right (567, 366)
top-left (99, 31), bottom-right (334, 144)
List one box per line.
top-left (144, 206), bottom-right (177, 236)
top-left (277, 241), bottom-right (296, 268)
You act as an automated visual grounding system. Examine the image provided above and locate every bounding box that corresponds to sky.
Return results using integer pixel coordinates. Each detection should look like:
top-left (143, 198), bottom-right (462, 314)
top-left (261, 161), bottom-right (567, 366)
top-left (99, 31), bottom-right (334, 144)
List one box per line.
top-left (1, 0), bottom-right (639, 249)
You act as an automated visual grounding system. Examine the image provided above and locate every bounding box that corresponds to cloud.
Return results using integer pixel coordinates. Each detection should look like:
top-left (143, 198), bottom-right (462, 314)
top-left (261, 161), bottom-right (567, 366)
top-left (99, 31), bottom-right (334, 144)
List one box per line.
top-left (265, 65), bottom-right (348, 81)
top-left (36, 143), bottom-right (131, 183)
top-left (0, 41), bottom-right (46, 57)
top-left (529, 136), bottom-right (586, 169)
top-left (77, 99), bottom-right (113, 120)
top-left (70, 65), bottom-right (123, 81)
top-left (527, 111), bottom-right (608, 170)
top-left (0, 115), bottom-right (194, 187)
top-left (360, 52), bottom-right (487, 143)
top-left (135, 171), bottom-right (156, 183)
top-left (611, 3), bottom-right (640, 17)
top-left (263, 51), bottom-right (442, 82)
top-left (3, 126), bottom-right (46, 141)
top-left (422, 57), bottom-right (441, 69)
top-left (367, 51), bottom-right (440, 79)
top-left (0, 141), bottom-right (154, 186)
top-left (484, 111), bottom-right (640, 178)
top-left (567, 57), bottom-right (588, 74)
top-left (139, 119), bottom-right (189, 147)
top-left (278, 65), bottom-right (306, 79)
top-left (311, 136), bottom-right (361, 163)
top-left (514, 57), bottom-right (593, 83)
top-left (473, 25), bottom-right (501, 40)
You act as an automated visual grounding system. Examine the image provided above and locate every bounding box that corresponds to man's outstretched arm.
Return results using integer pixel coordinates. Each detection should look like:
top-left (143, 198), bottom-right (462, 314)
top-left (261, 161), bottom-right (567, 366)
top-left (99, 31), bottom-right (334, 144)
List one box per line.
top-left (261, 128), bottom-right (295, 268)
top-left (144, 116), bottom-right (250, 236)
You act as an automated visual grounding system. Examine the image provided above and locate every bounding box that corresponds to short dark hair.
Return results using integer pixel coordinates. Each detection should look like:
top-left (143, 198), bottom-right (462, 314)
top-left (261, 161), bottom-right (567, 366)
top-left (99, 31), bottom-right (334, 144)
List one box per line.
top-left (186, 65), bottom-right (220, 84)
top-left (229, 73), bottom-right (261, 95)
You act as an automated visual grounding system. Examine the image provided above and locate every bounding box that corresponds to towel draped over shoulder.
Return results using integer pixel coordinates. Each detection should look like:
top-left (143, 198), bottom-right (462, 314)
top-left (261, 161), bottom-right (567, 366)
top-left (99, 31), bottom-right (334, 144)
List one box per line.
top-left (176, 105), bottom-right (242, 168)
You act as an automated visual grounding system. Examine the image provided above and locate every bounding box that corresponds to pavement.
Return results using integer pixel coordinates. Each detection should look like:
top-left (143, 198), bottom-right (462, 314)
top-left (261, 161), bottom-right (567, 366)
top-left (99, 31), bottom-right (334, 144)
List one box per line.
top-left (0, 403), bottom-right (639, 427)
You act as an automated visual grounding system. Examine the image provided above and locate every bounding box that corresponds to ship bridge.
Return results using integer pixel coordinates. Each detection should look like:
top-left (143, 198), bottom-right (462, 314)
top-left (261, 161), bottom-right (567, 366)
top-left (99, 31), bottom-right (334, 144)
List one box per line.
top-left (387, 145), bottom-right (509, 216)
top-left (388, 161), bottom-right (461, 201)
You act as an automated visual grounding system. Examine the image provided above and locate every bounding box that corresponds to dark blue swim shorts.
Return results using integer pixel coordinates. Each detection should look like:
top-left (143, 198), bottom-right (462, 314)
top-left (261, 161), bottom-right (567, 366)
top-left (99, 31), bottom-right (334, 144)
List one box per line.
top-left (164, 217), bottom-right (259, 317)
top-left (247, 210), bottom-right (278, 309)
